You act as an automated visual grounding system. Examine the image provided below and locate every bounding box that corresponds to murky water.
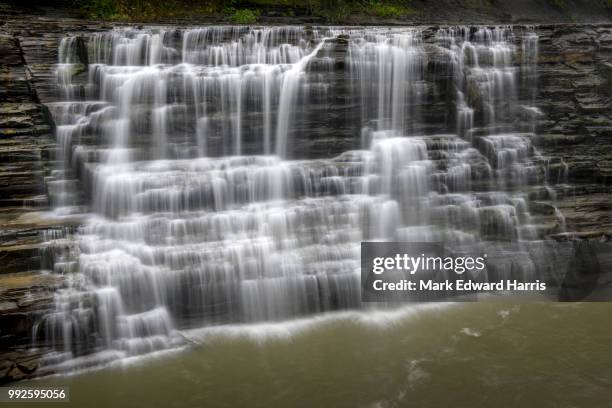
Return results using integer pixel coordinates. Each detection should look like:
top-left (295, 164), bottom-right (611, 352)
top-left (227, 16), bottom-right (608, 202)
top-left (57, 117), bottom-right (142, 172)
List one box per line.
top-left (30, 302), bottom-right (612, 407)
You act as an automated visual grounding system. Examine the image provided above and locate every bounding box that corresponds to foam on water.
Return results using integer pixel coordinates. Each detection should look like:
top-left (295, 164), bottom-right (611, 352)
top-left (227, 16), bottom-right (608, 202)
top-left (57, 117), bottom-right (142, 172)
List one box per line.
top-left (185, 302), bottom-right (456, 343)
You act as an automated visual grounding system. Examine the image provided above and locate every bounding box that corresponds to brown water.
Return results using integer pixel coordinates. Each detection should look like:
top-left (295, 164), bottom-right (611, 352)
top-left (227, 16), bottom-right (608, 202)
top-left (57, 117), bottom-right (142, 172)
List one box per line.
top-left (29, 303), bottom-right (612, 408)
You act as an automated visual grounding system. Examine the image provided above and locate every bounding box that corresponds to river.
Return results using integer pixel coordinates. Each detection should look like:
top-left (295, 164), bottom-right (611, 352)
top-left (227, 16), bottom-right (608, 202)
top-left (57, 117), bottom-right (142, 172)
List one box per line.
top-left (27, 302), bottom-right (611, 407)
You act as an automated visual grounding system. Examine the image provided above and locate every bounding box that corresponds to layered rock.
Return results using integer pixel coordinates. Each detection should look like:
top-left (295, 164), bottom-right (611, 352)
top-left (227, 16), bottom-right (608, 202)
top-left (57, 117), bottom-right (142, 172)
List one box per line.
top-left (0, 272), bottom-right (61, 383)
top-left (0, 14), bottom-right (68, 383)
top-left (0, 6), bottom-right (610, 381)
top-left (0, 32), bottom-right (54, 272)
top-left (534, 25), bottom-right (612, 239)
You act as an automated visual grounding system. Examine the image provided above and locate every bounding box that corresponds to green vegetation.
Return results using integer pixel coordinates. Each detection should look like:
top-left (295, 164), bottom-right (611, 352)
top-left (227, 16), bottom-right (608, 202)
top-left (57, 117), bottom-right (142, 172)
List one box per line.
top-left (546, 0), bottom-right (612, 12)
top-left (548, 0), bottom-right (568, 10)
top-left (366, 1), bottom-right (414, 18)
top-left (73, 0), bottom-right (215, 21)
top-left (76, 0), bottom-right (124, 20)
top-left (313, 0), bottom-right (353, 22)
top-left (71, 0), bottom-right (610, 23)
top-left (72, 0), bottom-right (418, 22)
top-left (65, 0), bottom-right (612, 24)
top-left (545, 0), bottom-right (575, 21)
top-left (229, 8), bottom-right (260, 24)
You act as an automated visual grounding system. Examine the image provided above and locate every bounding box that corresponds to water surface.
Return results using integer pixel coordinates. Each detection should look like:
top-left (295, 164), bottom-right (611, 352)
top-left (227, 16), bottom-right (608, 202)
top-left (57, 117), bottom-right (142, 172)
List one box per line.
top-left (32, 303), bottom-right (612, 407)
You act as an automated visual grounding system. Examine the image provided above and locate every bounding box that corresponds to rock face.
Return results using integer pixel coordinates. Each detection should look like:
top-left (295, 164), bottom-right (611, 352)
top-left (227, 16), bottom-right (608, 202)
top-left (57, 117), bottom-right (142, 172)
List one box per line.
top-left (0, 272), bottom-right (61, 383)
top-left (0, 8), bottom-right (102, 271)
top-left (0, 10), bottom-right (74, 383)
top-left (533, 25), bottom-right (612, 237)
top-left (536, 25), bottom-right (612, 182)
top-left (0, 3), bottom-right (610, 381)
top-left (0, 32), bottom-right (54, 273)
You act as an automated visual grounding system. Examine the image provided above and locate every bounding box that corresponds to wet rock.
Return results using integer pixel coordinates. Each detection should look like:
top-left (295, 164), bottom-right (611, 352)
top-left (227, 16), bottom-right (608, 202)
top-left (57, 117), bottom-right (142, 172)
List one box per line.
top-left (533, 133), bottom-right (587, 146)
top-left (529, 201), bottom-right (556, 216)
top-left (551, 231), bottom-right (611, 241)
top-left (0, 348), bottom-right (51, 384)
top-left (0, 301), bottom-right (18, 313)
top-left (0, 272), bottom-right (62, 347)
top-left (0, 116), bottom-right (33, 128)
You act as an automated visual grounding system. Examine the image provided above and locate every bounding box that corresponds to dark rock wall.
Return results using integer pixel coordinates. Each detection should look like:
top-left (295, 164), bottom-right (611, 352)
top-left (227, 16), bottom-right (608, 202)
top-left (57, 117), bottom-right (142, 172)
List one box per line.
top-left (0, 32), bottom-right (54, 274)
top-left (534, 24), bottom-right (612, 236)
top-left (0, 14), bottom-right (105, 276)
top-left (0, 19), bottom-right (59, 382)
top-left (536, 25), bottom-right (612, 182)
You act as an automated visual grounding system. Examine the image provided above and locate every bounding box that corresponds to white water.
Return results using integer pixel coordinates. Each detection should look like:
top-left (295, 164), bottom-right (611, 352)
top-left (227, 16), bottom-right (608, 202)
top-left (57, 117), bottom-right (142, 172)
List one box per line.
top-left (35, 25), bottom-right (570, 372)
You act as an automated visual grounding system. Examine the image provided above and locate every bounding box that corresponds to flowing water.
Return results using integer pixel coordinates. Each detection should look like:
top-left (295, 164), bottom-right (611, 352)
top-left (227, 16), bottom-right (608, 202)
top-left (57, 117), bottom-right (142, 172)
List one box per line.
top-left (30, 25), bottom-right (601, 385)
top-left (30, 303), bottom-right (612, 407)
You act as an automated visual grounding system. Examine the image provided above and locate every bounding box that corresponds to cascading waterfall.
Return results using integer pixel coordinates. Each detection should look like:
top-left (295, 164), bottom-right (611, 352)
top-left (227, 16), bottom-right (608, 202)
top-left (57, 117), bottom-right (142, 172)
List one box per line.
top-left (347, 28), bottom-right (426, 134)
top-left (34, 25), bottom-right (569, 372)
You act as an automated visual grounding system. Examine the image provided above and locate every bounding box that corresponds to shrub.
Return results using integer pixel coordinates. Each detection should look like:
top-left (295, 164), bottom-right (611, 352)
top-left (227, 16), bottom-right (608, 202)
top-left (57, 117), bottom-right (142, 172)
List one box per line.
top-left (313, 0), bottom-right (352, 22)
top-left (548, 0), bottom-right (567, 10)
top-left (230, 8), bottom-right (260, 24)
top-left (369, 2), bottom-right (409, 18)
top-left (76, 0), bottom-right (124, 20)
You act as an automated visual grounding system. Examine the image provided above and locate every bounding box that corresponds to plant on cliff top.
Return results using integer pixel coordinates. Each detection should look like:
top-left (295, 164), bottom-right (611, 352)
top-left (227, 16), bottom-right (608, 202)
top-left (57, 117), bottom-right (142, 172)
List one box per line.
top-left (229, 8), bottom-right (261, 24)
top-left (365, 1), bottom-right (414, 18)
top-left (308, 0), bottom-right (351, 22)
top-left (75, 0), bottom-right (126, 20)
top-left (75, 0), bottom-right (217, 21)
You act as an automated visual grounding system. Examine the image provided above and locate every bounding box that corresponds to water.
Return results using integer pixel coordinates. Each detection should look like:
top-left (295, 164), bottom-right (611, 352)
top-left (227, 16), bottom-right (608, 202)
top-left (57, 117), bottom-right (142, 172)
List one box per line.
top-left (30, 303), bottom-right (612, 407)
top-left (33, 25), bottom-right (580, 374)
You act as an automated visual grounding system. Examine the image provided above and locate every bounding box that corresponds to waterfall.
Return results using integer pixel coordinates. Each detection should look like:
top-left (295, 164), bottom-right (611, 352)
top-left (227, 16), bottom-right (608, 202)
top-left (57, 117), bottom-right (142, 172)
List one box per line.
top-left (275, 37), bottom-right (330, 156)
top-left (347, 28), bottom-right (425, 133)
top-left (35, 25), bottom-right (567, 371)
